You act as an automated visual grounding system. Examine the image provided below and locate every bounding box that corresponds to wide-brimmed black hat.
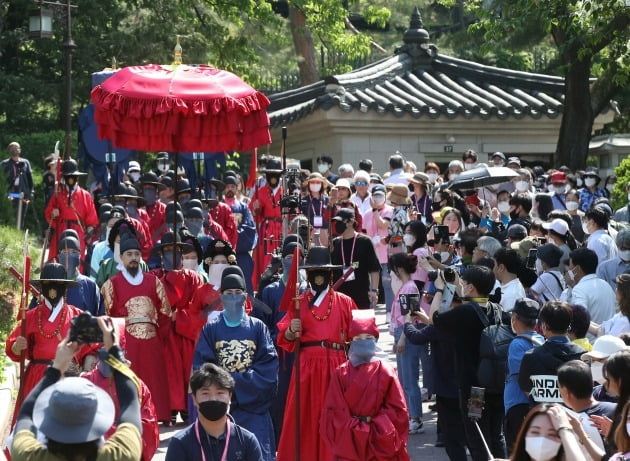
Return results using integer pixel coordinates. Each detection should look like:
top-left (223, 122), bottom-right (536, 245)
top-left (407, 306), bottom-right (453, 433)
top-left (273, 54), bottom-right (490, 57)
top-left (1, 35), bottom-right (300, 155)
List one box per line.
top-left (299, 246), bottom-right (342, 270)
top-left (61, 159), bottom-right (87, 176)
top-left (98, 203), bottom-right (113, 222)
top-left (155, 231), bottom-right (193, 253)
top-left (32, 262), bottom-right (78, 286)
top-left (140, 172), bottom-right (166, 189)
top-left (209, 178), bottom-right (226, 190)
top-left (262, 157), bottom-right (282, 173)
top-left (175, 179), bottom-right (192, 194)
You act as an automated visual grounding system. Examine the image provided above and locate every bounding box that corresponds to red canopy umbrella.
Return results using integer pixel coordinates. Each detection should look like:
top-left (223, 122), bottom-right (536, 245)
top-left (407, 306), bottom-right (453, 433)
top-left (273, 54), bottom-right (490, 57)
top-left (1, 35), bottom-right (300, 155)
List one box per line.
top-left (90, 64), bottom-right (271, 152)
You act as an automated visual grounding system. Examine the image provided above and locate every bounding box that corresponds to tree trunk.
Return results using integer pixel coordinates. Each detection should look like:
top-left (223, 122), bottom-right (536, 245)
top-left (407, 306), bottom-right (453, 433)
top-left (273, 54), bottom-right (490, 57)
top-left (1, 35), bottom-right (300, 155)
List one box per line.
top-left (288, 5), bottom-right (319, 85)
top-left (555, 56), bottom-right (593, 170)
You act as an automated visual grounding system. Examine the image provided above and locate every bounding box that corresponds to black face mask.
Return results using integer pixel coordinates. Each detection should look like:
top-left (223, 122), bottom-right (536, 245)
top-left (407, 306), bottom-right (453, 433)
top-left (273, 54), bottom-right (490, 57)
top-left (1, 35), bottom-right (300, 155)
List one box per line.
top-left (509, 208), bottom-right (519, 219)
top-left (308, 270), bottom-right (331, 294)
top-left (334, 220), bottom-right (347, 234)
top-left (162, 250), bottom-right (182, 271)
top-left (42, 283), bottom-right (66, 306)
top-left (198, 400), bottom-right (229, 421)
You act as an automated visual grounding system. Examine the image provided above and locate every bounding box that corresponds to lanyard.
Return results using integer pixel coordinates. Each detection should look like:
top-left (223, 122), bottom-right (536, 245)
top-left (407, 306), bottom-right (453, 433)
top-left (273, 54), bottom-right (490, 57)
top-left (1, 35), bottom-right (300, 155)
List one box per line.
top-left (195, 419), bottom-right (231, 461)
top-left (341, 234), bottom-right (357, 267)
top-left (311, 196), bottom-right (323, 217)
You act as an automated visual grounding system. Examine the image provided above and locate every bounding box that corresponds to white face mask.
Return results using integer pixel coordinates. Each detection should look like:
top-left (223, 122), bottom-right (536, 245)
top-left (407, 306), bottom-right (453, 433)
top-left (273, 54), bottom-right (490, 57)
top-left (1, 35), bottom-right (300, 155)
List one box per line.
top-left (525, 436), bottom-right (561, 461)
top-left (464, 163), bottom-right (475, 170)
top-left (585, 177), bottom-right (597, 188)
top-left (566, 268), bottom-right (575, 282)
top-left (373, 195), bottom-right (385, 206)
top-left (582, 221), bottom-right (590, 235)
top-left (619, 250), bottom-right (630, 262)
top-left (566, 201), bottom-right (579, 211)
top-left (554, 185), bottom-right (566, 195)
top-left (208, 263), bottom-right (229, 287)
top-left (105, 226), bottom-right (112, 242)
top-left (391, 271), bottom-right (403, 294)
top-left (403, 234), bottom-right (416, 247)
top-left (114, 242), bottom-right (121, 264)
top-left (317, 164), bottom-right (329, 174)
top-left (535, 258), bottom-right (544, 275)
top-left (440, 251), bottom-right (451, 262)
top-left (591, 362), bottom-right (605, 384)
top-left (129, 172), bottom-right (141, 182)
top-left (515, 180), bottom-right (529, 192)
top-left (309, 182), bottom-right (322, 193)
top-left (427, 172), bottom-right (438, 183)
top-left (497, 201), bottom-right (510, 214)
top-left (449, 173), bottom-right (459, 179)
top-left (182, 259), bottom-right (198, 271)
top-left (606, 184), bottom-right (614, 193)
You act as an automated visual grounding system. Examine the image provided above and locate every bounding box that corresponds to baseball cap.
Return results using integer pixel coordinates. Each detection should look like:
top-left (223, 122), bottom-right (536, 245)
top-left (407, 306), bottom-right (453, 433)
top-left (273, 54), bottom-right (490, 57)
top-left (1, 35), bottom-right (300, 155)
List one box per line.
top-left (542, 218), bottom-right (569, 236)
top-left (581, 335), bottom-right (628, 361)
top-left (332, 208), bottom-right (355, 221)
top-left (507, 224), bottom-right (527, 240)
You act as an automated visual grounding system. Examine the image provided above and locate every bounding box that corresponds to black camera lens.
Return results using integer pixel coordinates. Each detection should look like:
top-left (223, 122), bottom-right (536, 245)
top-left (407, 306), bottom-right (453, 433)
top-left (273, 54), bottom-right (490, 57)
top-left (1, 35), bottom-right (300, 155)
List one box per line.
top-left (427, 270), bottom-right (438, 282)
top-left (443, 267), bottom-right (456, 283)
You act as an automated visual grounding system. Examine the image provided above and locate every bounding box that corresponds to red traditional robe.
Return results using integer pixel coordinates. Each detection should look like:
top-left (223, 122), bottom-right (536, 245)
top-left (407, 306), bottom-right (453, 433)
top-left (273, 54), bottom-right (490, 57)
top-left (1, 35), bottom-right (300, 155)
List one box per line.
top-left (209, 202), bottom-right (237, 248)
top-left (44, 186), bottom-right (99, 259)
top-left (145, 201), bottom-right (167, 243)
top-left (276, 289), bottom-right (357, 461)
top-left (101, 272), bottom-right (172, 421)
top-left (251, 184), bottom-right (282, 288)
top-left (129, 216), bottom-right (153, 262)
top-left (151, 268), bottom-right (205, 412)
top-left (82, 368), bottom-right (159, 461)
top-left (5, 303), bottom-right (87, 418)
top-left (320, 360), bottom-right (410, 461)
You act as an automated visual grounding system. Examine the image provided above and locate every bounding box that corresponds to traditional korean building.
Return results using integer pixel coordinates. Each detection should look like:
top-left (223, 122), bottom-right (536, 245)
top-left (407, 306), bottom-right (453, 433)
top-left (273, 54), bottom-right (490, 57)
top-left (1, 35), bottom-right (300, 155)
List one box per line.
top-left (266, 8), bottom-right (614, 173)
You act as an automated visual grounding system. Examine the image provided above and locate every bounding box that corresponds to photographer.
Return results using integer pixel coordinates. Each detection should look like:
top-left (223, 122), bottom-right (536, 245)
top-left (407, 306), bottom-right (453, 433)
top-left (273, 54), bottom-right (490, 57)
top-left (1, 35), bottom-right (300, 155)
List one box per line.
top-left (10, 316), bottom-right (142, 461)
top-left (2, 142), bottom-right (34, 227)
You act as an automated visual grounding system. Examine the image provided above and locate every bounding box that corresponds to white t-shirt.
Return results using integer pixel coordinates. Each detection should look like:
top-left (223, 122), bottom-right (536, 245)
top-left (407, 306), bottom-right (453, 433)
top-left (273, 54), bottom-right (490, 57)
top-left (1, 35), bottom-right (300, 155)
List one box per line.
top-left (531, 270), bottom-right (565, 302)
top-left (500, 278), bottom-right (526, 312)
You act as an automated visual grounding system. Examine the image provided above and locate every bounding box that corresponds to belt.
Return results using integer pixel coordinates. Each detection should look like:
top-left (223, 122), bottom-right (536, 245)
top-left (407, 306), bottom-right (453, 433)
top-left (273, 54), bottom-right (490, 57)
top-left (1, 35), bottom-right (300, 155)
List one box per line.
top-left (29, 359), bottom-right (53, 365)
top-left (301, 341), bottom-right (345, 351)
top-left (127, 317), bottom-right (154, 325)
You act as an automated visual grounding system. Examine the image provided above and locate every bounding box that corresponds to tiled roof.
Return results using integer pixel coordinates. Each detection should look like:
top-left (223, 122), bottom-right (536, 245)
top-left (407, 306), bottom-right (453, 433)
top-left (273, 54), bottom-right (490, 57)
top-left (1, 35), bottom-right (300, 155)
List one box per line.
top-left (268, 10), bottom-right (568, 128)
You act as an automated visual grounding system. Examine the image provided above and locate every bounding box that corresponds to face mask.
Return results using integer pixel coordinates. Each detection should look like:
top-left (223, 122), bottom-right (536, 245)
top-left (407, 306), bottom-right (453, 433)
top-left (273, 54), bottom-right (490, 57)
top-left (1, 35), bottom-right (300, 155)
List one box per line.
top-left (515, 181), bottom-right (529, 192)
top-left (450, 173), bottom-right (459, 179)
top-left (308, 270), bottom-right (330, 294)
top-left (179, 197), bottom-right (190, 207)
top-left (317, 164), bottom-right (329, 174)
top-left (143, 188), bottom-right (157, 206)
top-left (182, 258), bottom-right (198, 271)
top-left (582, 221), bottom-right (590, 235)
top-left (114, 242), bottom-right (122, 264)
top-left (554, 185), bottom-right (566, 195)
top-left (373, 195), bottom-right (385, 206)
top-left (335, 220), bottom-right (348, 234)
top-left (619, 250), bottom-right (630, 262)
top-left (129, 172), bottom-right (141, 182)
top-left (391, 271), bottom-right (403, 294)
top-left (348, 338), bottom-right (377, 366)
top-left (510, 209), bottom-right (520, 220)
top-left (566, 201), bottom-right (579, 211)
top-left (157, 160), bottom-right (170, 173)
top-left (403, 234), bottom-right (416, 247)
top-left (497, 201), bottom-right (510, 214)
top-left (59, 252), bottom-right (80, 277)
top-left (606, 184), bottom-right (614, 193)
top-left (221, 293), bottom-right (246, 327)
top-left (42, 283), bottom-right (66, 306)
top-left (309, 183), bottom-right (322, 193)
top-left (198, 400), bottom-right (229, 421)
top-left (126, 204), bottom-right (138, 219)
top-left (115, 200), bottom-right (126, 208)
top-left (208, 263), bottom-right (228, 287)
top-left (591, 362), bottom-right (605, 384)
top-left (464, 163), bottom-right (475, 170)
top-left (282, 257), bottom-right (293, 283)
top-left (585, 178), bottom-right (597, 188)
top-left (535, 258), bottom-right (544, 275)
top-left (566, 268), bottom-right (575, 282)
top-left (575, 178), bottom-right (583, 188)
top-left (525, 436), bottom-right (561, 461)
top-left (186, 220), bottom-right (203, 237)
top-left (162, 250), bottom-right (182, 271)
top-left (427, 172), bottom-right (438, 183)
top-left (440, 251), bottom-right (451, 263)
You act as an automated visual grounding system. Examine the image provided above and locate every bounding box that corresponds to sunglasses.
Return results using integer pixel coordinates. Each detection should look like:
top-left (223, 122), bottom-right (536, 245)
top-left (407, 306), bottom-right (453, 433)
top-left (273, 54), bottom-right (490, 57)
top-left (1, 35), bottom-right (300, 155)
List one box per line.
top-left (355, 181), bottom-right (368, 186)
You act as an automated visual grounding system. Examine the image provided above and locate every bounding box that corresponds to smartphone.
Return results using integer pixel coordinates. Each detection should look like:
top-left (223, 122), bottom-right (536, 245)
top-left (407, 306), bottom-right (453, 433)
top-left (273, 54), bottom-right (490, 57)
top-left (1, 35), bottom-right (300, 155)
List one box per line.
top-left (399, 294), bottom-right (420, 315)
top-left (439, 283), bottom-right (457, 313)
top-left (526, 248), bottom-right (538, 269)
top-left (467, 387), bottom-right (485, 419)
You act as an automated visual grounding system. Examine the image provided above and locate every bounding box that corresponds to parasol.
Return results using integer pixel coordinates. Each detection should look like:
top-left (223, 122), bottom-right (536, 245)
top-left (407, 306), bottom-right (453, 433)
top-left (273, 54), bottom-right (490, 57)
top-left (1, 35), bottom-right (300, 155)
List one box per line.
top-left (446, 165), bottom-right (519, 190)
top-left (90, 64), bottom-right (271, 152)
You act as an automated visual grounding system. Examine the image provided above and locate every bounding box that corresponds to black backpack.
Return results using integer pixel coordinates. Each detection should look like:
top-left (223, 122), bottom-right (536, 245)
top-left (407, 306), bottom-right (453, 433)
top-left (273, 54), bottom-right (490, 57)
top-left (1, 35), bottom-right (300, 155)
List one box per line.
top-left (476, 302), bottom-right (516, 395)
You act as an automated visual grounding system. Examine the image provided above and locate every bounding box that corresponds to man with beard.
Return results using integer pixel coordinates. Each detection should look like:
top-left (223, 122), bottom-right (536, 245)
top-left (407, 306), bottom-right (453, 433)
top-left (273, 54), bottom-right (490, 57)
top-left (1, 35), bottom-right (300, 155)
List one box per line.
top-left (44, 158), bottom-right (98, 259)
top-left (222, 172), bottom-right (257, 294)
top-left (193, 270), bottom-right (278, 461)
top-left (276, 246), bottom-right (357, 461)
top-left (101, 233), bottom-right (173, 423)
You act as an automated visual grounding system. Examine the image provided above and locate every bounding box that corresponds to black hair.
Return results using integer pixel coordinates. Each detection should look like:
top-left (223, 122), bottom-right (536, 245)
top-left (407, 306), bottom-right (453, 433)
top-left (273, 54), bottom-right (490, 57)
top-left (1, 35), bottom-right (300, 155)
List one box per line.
top-left (191, 363), bottom-right (235, 395)
top-left (557, 360), bottom-right (594, 399)
top-left (534, 194), bottom-right (554, 221)
top-left (475, 257), bottom-right (495, 270)
top-left (388, 252), bottom-right (418, 277)
top-left (108, 218), bottom-right (137, 251)
top-left (567, 304), bottom-right (590, 339)
top-left (514, 311), bottom-right (537, 329)
top-left (569, 248), bottom-right (598, 275)
top-left (462, 149), bottom-right (478, 162)
top-left (459, 228), bottom-right (483, 255)
top-left (494, 248), bottom-right (523, 275)
top-left (358, 159), bottom-right (373, 172)
top-left (461, 265), bottom-right (496, 297)
top-left (585, 207), bottom-right (609, 229)
top-left (509, 193), bottom-right (533, 213)
top-left (389, 153), bottom-right (404, 170)
top-left (404, 220), bottom-right (428, 250)
top-left (539, 300), bottom-right (573, 333)
top-left (316, 155), bottom-right (333, 165)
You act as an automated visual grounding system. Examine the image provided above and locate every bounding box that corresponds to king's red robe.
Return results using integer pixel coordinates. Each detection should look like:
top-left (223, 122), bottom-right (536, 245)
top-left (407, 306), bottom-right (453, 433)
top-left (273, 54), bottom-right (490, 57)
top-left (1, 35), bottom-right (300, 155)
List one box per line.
top-left (44, 186), bottom-right (98, 259)
top-left (101, 272), bottom-right (172, 421)
top-left (82, 367), bottom-right (159, 461)
top-left (251, 185), bottom-right (282, 288)
top-left (5, 303), bottom-right (88, 418)
top-left (320, 360), bottom-right (410, 461)
top-left (151, 268), bottom-right (205, 412)
top-left (276, 289), bottom-right (356, 461)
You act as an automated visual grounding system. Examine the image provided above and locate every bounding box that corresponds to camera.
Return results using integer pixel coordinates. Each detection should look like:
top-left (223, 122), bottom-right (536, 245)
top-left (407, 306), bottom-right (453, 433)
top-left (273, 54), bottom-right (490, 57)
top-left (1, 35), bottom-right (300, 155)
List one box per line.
top-left (428, 267), bottom-right (456, 283)
top-left (69, 312), bottom-right (103, 344)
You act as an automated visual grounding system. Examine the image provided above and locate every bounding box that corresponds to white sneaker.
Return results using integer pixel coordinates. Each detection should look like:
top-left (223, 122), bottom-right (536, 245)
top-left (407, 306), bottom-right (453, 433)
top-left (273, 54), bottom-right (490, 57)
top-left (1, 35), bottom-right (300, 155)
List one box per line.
top-left (409, 419), bottom-right (425, 434)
